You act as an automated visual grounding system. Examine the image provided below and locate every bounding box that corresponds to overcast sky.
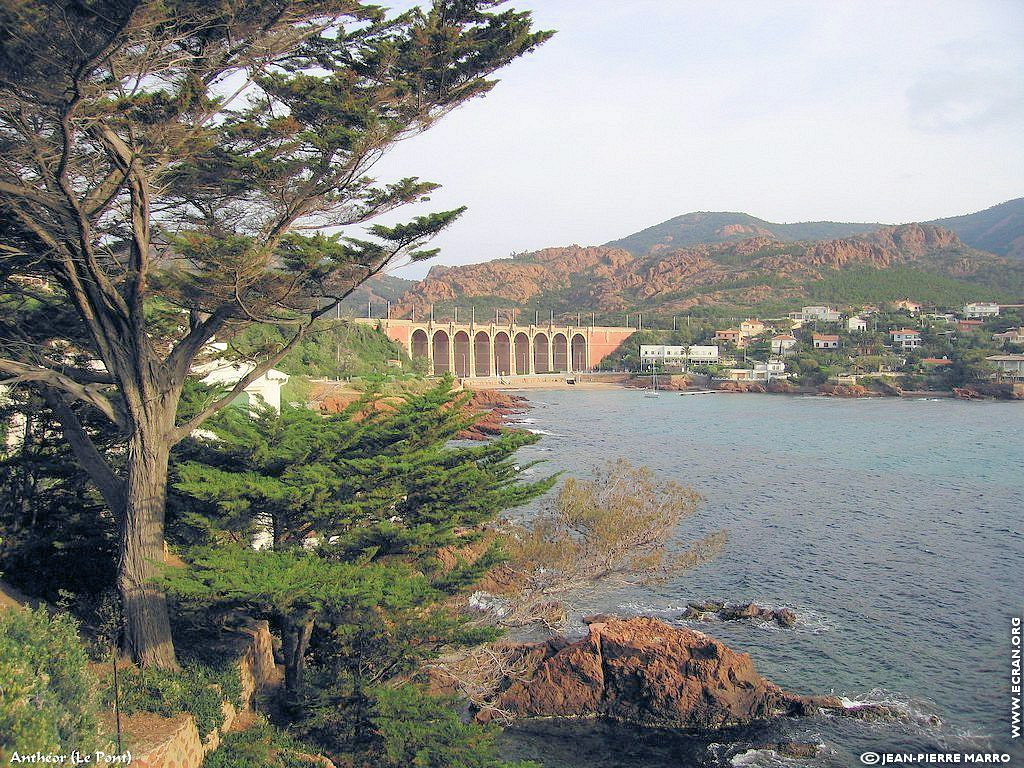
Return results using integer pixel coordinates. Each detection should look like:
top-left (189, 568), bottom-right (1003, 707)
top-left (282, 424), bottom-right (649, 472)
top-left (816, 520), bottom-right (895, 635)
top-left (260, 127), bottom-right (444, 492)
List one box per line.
top-left (371, 1), bottom-right (1024, 279)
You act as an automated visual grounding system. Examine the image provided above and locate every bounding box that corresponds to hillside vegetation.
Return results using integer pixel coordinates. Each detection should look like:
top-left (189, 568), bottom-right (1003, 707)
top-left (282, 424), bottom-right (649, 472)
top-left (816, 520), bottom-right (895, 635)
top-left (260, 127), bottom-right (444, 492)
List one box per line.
top-left (394, 223), bottom-right (1024, 320)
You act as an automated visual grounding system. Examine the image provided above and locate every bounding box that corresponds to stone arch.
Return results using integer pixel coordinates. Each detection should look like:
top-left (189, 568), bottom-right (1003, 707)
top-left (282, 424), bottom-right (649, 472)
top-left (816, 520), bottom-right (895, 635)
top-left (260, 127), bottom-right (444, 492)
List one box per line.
top-left (474, 331), bottom-right (491, 377)
top-left (571, 332), bottom-right (587, 371)
top-left (514, 332), bottom-right (530, 375)
top-left (411, 328), bottom-right (429, 361)
top-left (453, 331), bottom-right (471, 377)
top-left (533, 332), bottom-right (549, 373)
top-left (552, 333), bottom-right (568, 372)
top-left (493, 331), bottom-right (511, 377)
top-left (431, 329), bottom-right (450, 375)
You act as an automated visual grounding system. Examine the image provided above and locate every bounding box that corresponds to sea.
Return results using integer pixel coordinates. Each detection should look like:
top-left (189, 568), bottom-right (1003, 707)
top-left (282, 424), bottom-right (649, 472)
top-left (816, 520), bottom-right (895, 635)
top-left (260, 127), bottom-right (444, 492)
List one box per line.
top-left (493, 390), bottom-right (1024, 768)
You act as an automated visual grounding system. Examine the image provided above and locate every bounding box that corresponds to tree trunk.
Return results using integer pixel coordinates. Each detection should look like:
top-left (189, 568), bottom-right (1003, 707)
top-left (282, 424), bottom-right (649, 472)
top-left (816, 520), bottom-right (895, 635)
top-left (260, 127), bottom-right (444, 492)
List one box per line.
top-left (118, 425), bottom-right (178, 669)
top-left (282, 616), bottom-right (315, 701)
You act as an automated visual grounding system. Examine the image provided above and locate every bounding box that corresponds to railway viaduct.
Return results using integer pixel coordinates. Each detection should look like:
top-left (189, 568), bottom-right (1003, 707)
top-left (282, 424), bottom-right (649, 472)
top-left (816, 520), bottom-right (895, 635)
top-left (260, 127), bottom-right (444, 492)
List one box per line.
top-left (356, 317), bottom-right (636, 377)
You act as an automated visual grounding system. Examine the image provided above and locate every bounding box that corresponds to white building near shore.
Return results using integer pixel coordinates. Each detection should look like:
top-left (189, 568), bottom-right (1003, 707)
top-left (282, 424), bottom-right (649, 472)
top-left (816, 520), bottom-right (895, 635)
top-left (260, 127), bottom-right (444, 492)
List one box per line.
top-left (640, 344), bottom-right (720, 366)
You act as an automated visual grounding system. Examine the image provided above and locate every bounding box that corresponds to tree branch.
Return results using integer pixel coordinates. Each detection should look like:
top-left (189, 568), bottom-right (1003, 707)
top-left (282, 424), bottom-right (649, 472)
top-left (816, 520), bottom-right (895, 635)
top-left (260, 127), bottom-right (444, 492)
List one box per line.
top-left (0, 357), bottom-right (124, 427)
top-left (39, 387), bottom-right (125, 514)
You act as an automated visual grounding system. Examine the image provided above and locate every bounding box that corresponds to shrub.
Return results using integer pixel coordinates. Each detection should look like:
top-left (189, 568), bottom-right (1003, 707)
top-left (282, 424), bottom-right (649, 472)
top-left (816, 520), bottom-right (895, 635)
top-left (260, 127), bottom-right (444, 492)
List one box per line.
top-left (204, 718), bottom-right (318, 768)
top-left (372, 685), bottom-right (540, 768)
top-left (100, 661), bottom-right (240, 737)
top-left (0, 607), bottom-right (102, 753)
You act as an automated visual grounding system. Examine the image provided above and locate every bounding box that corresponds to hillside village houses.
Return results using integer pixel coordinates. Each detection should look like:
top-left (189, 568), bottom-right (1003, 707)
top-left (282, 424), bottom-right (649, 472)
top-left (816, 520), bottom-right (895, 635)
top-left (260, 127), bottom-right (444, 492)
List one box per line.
top-left (640, 344), bottom-right (720, 367)
top-left (771, 334), bottom-right (798, 355)
top-left (812, 333), bottom-right (840, 349)
top-left (633, 297), bottom-right (1019, 386)
top-left (790, 305), bottom-right (842, 323)
top-left (957, 318), bottom-right (985, 333)
top-left (894, 299), bottom-right (922, 315)
top-left (985, 354), bottom-right (1024, 379)
top-left (713, 328), bottom-right (746, 348)
top-left (991, 326), bottom-right (1024, 346)
top-left (723, 359), bottom-right (787, 383)
top-left (891, 329), bottom-right (922, 349)
top-left (739, 319), bottom-right (766, 336)
top-left (963, 301), bottom-right (1000, 318)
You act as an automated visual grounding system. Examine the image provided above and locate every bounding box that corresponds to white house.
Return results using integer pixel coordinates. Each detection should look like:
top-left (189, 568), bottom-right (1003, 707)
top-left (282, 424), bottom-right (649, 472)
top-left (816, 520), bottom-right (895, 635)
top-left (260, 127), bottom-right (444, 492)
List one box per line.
top-left (812, 333), bottom-right (840, 349)
top-left (687, 345), bottom-right (720, 363)
top-left (640, 345), bottom-right (686, 363)
top-left (193, 345), bottom-right (290, 412)
top-left (847, 316), bottom-right (868, 332)
top-left (891, 329), bottom-right (922, 350)
top-left (985, 354), bottom-right (1024, 379)
top-left (790, 306), bottom-right (842, 323)
top-left (770, 334), bottom-right (798, 355)
top-left (639, 344), bottom-right (719, 366)
top-left (963, 302), bottom-right (1000, 318)
top-left (723, 360), bottom-right (787, 382)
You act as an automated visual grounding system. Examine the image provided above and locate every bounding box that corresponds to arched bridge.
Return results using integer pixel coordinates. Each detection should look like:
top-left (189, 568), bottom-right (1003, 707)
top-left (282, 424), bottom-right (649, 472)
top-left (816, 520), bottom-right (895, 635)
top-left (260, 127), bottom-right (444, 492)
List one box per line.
top-left (357, 318), bottom-right (636, 377)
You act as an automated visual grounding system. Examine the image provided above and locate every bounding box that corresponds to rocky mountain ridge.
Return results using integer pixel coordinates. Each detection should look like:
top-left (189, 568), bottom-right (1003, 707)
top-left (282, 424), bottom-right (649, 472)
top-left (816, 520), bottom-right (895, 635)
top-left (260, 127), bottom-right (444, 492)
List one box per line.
top-left (394, 221), bottom-right (1024, 317)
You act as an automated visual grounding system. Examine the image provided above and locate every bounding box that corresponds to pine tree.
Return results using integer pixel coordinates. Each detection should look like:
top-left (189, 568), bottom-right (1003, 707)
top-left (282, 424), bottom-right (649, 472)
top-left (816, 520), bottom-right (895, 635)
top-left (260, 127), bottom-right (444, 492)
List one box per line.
top-left (164, 380), bottom-right (553, 740)
top-left (0, 1), bottom-right (551, 667)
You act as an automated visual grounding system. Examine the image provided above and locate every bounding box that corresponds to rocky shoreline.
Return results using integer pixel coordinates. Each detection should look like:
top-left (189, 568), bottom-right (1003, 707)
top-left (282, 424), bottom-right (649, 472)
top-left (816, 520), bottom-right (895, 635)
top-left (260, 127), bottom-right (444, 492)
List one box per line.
top-left (481, 616), bottom-right (921, 731)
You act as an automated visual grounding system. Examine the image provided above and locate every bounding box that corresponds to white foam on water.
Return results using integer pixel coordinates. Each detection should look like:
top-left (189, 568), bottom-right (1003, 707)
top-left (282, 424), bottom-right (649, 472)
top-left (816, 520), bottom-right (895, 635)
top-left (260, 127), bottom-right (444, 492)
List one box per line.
top-left (832, 687), bottom-right (943, 729)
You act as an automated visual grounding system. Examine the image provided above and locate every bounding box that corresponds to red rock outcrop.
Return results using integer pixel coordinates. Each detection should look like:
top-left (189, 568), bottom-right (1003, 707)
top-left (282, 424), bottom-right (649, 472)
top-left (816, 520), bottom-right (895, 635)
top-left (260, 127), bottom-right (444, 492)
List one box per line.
top-left (456, 389), bottom-right (529, 440)
top-left (392, 223), bottom-right (1007, 321)
top-left (491, 617), bottom-right (806, 729)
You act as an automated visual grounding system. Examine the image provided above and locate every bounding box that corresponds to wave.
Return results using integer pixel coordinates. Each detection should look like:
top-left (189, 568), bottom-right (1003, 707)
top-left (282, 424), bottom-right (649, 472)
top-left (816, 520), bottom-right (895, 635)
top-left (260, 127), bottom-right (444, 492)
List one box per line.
top-left (728, 746), bottom-right (826, 767)
top-left (829, 687), bottom-right (942, 728)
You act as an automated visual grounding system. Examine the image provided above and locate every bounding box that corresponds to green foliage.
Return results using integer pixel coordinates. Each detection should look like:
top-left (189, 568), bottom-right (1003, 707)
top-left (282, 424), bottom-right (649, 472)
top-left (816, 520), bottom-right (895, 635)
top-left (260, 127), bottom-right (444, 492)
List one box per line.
top-left (233, 321), bottom-right (410, 379)
top-left (204, 718), bottom-right (321, 768)
top-left (0, 393), bottom-right (117, 604)
top-left (99, 661), bottom-right (240, 737)
top-left (808, 265), bottom-right (1017, 306)
top-left (371, 686), bottom-right (540, 768)
top-left (0, 607), bottom-right (102, 753)
top-left (165, 380), bottom-right (553, 758)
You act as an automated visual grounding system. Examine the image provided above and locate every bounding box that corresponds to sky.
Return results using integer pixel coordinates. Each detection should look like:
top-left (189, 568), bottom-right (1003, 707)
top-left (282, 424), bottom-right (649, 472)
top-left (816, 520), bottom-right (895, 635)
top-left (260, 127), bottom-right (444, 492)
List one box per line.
top-left (370, 1), bottom-right (1024, 279)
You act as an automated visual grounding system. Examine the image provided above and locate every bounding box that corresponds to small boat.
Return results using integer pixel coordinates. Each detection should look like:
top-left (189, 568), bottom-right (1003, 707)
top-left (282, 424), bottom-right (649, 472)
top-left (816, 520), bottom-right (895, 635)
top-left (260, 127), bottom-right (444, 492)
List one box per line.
top-left (644, 369), bottom-right (660, 397)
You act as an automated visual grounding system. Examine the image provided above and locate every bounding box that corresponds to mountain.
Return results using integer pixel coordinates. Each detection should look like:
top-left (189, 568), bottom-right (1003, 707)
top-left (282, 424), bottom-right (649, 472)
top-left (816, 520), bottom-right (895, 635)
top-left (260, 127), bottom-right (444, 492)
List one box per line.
top-left (604, 212), bottom-right (884, 256)
top-left (394, 222), bottom-right (1024, 319)
top-left (929, 197), bottom-right (1024, 260)
top-left (604, 198), bottom-right (1024, 260)
top-left (339, 273), bottom-right (415, 315)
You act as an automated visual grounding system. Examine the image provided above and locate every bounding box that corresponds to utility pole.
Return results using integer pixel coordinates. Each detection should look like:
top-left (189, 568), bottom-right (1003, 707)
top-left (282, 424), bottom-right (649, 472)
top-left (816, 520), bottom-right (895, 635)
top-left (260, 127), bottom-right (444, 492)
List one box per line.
top-left (454, 306), bottom-right (458, 323)
top-left (386, 300), bottom-right (390, 319)
top-left (367, 300), bottom-right (371, 319)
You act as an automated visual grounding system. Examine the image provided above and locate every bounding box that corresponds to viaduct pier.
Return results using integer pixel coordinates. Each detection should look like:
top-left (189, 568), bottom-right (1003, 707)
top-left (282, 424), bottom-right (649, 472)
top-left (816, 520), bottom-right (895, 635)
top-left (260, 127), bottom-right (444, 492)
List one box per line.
top-left (356, 317), bottom-right (636, 377)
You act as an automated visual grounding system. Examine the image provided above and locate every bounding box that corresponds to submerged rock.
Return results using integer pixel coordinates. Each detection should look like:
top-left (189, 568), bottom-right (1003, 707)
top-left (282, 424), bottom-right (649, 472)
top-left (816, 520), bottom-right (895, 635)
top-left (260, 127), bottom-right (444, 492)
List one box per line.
top-left (682, 601), bottom-right (798, 628)
top-left (490, 616), bottom-right (807, 729)
top-left (756, 741), bottom-right (823, 759)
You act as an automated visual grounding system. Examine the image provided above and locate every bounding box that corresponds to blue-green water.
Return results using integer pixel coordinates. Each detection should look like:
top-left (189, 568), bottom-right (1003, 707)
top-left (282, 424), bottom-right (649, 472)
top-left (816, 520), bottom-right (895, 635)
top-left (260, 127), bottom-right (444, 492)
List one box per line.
top-left (497, 391), bottom-right (1024, 767)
